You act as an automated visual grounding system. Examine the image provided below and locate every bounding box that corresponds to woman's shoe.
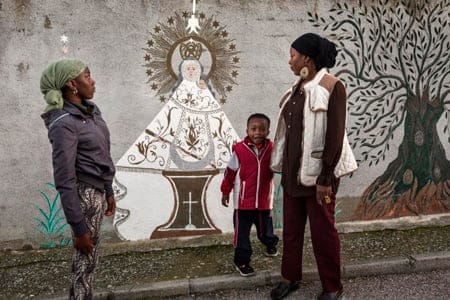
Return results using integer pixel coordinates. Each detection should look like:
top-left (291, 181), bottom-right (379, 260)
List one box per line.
top-left (270, 281), bottom-right (299, 300)
top-left (317, 288), bottom-right (343, 300)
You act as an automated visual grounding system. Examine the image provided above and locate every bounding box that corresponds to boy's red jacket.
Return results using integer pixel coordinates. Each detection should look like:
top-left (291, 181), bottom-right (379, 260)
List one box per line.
top-left (220, 136), bottom-right (274, 210)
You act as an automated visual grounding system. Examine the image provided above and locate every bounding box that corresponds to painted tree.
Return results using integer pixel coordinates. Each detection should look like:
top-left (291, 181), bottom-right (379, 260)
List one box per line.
top-left (309, 0), bottom-right (450, 219)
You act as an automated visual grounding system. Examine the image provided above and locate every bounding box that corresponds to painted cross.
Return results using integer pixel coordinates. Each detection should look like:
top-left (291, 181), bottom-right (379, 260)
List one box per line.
top-left (183, 192), bottom-right (199, 229)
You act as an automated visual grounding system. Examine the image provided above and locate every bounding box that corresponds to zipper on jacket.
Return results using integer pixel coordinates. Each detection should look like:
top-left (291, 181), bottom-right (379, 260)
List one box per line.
top-left (244, 144), bottom-right (263, 209)
top-left (255, 159), bottom-right (260, 209)
top-left (255, 145), bottom-right (269, 209)
top-left (255, 144), bottom-right (270, 209)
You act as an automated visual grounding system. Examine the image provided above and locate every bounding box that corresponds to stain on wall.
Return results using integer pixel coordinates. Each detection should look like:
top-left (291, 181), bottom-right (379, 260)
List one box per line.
top-left (44, 15), bottom-right (51, 28)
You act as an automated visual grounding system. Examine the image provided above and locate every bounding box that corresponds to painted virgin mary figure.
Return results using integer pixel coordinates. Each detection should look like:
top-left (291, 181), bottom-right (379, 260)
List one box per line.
top-left (116, 40), bottom-right (239, 171)
top-left (113, 40), bottom-right (239, 240)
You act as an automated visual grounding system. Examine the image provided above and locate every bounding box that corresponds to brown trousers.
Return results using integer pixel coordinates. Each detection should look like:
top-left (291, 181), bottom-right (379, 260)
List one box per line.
top-left (281, 191), bottom-right (342, 293)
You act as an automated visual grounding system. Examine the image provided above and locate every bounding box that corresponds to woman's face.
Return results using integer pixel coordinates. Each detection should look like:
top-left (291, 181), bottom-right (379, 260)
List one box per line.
top-left (74, 68), bottom-right (96, 99)
top-left (182, 61), bottom-right (200, 81)
top-left (289, 48), bottom-right (306, 76)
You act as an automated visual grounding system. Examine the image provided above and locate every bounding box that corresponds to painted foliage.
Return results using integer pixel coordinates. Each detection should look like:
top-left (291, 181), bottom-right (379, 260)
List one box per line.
top-left (309, 0), bottom-right (450, 219)
top-left (33, 182), bottom-right (71, 248)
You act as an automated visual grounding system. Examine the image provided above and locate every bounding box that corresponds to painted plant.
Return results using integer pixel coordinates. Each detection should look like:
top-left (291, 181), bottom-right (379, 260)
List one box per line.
top-left (34, 182), bottom-right (71, 248)
top-left (309, 0), bottom-right (450, 219)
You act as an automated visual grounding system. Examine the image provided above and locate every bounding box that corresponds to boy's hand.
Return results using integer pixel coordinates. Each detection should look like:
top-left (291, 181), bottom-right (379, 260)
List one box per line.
top-left (221, 195), bottom-right (230, 207)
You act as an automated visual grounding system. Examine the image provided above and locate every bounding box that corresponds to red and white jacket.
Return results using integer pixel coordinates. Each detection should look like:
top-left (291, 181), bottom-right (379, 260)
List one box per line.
top-left (220, 136), bottom-right (274, 210)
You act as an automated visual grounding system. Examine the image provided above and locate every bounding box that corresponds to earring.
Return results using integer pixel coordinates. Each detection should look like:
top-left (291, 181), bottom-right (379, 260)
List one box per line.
top-left (300, 67), bottom-right (309, 79)
top-left (73, 88), bottom-right (78, 95)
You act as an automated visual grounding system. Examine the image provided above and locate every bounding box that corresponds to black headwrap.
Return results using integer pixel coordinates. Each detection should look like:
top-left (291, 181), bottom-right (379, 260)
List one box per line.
top-left (291, 33), bottom-right (338, 70)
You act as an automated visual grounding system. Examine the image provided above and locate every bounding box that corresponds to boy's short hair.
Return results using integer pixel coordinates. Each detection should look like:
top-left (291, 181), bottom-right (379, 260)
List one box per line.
top-left (247, 113), bottom-right (271, 127)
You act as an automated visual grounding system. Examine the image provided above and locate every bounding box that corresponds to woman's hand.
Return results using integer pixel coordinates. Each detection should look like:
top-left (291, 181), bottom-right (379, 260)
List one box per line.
top-left (74, 233), bottom-right (94, 255)
top-left (105, 195), bottom-right (116, 216)
top-left (316, 184), bottom-right (332, 206)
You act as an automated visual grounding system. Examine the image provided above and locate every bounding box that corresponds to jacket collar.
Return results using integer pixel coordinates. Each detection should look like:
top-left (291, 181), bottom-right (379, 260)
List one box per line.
top-left (303, 68), bottom-right (328, 91)
top-left (63, 100), bottom-right (97, 117)
top-left (244, 136), bottom-right (269, 149)
top-left (280, 68), bottom-right (329, 109)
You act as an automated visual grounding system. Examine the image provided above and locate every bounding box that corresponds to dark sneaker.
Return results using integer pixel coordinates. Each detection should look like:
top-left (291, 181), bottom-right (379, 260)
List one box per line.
top-left (234, 263), bottom-right (255, 277)
top-left (270, 281), bottom-right (300, 300)
top-left (317, 289), bottom-right (343, 300)
top-left (265, 246), bottom-right (278, 257)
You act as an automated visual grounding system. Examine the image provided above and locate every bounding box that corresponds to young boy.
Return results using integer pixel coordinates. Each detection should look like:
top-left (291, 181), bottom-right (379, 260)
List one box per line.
top-left (221, 113), bottom-right (279, 277)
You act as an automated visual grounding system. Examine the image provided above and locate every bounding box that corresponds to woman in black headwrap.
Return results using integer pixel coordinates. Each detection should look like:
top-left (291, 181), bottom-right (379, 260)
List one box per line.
top-left (40, 59), bottom-right (116, 299)
top-left (270, 33), bottom-right (357, 300)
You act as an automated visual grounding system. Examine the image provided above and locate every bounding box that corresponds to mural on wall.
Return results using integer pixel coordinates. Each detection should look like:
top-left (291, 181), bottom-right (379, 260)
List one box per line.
top-left (113, 1), bottom-right (241, 240)
top-left (33, 182), bottom-right (72, 249)
top-left (309, 0), bottom-right (450, 220)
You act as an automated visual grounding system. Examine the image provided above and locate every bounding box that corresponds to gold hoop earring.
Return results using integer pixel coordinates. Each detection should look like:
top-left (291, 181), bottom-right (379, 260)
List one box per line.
top-left (300, 67), bottom-right (309, 79)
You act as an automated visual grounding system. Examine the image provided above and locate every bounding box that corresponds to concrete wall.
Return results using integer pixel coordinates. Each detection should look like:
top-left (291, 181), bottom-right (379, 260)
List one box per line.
top-left (0, 0), bottom-right (448, 246)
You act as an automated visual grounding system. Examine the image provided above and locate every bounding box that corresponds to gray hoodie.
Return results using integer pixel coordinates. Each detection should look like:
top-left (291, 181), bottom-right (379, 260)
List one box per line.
top-left (41, 100), bottom-right (115, 236)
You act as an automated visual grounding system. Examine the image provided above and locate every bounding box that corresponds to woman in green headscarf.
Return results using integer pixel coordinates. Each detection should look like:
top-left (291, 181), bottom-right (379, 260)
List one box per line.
top-left (40, 59), bottom-right (86, 111)
top-left (40, 59), bottom-right (116, 299)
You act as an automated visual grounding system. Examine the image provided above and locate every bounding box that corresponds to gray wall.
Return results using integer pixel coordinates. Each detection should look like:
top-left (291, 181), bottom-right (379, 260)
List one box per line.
top-left (0, 0), bottom-right (448, 245)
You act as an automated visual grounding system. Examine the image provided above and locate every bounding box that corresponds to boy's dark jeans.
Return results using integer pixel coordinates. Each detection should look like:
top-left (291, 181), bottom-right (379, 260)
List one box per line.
top-left (233, 209), bottom-right (279, 265)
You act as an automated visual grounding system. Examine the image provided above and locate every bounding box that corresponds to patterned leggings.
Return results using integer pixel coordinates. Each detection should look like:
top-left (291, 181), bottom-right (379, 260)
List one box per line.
top-left (69, 184), bottom-right (105, 300)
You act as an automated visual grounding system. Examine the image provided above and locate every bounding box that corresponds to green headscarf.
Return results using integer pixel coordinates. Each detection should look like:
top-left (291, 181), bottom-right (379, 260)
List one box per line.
top-left (40, 59), bottom-right (87, 112)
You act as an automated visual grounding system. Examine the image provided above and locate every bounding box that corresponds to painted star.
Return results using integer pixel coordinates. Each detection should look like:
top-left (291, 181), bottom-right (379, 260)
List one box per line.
top-left (60, 34), bottom-right (68, 43)
top-left (151, 83), bottom-right (158, 90)
top-left (231, 70), bottom-right (238, 78)
top-left (199, 13), bottom-right (205, 19)
top-left (220, 97), bottom-right (226, 104)
top-left (154, 26), bottom-right (161, 33)
top-left (221, 30), bottom-right (228, 37)
top-left (212, 20), bottom-right (219, 28)
top-left (168, 17), bottom-right (174, 24)
top-left (160, 96), bottom-right (166, 102)
top-left (182, 11), bottom-right (189, 18)
top-left (232, 56), bottom-right (240, 63)
top-left (229, 43), bottom-right (236, 50)
top-left (147, 40), bottom-right (154, 47)
top-left (226, 86), bottom-right (233, 92)
top-left (144, 54), bottom-right (151, 61)
top-left (146, 69), bottom-right (153, 76)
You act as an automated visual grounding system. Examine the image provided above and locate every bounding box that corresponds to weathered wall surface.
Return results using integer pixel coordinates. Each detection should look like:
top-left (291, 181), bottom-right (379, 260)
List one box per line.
top-left (0, 0), bottom-right (448, 246)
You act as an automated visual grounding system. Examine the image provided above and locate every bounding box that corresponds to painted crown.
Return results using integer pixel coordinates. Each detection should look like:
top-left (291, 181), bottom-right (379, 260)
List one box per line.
top-left (180, 40), bottom-right (202, 60)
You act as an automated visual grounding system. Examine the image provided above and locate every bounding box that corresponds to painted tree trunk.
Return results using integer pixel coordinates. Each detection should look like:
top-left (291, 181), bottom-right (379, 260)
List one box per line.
top-left (352, 95), bottom-right (450, 220)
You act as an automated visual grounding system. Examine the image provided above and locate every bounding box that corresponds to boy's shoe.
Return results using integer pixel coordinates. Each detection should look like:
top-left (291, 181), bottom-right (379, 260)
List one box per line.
top-left (265, 246), bottom-right (279, 257)
top-left (270, 281), bottom-right (300, 300)
top-left (234, 263), bottom-right (255, 277)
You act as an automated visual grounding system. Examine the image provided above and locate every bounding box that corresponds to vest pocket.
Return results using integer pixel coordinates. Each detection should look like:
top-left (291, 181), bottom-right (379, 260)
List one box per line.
top-left (306, 152), bottom-right (323, 175)
top-left (311, 111), bottom-right (326, 150)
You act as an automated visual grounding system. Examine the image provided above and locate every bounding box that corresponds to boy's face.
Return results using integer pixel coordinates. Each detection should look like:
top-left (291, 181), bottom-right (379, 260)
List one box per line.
top-left (247, 117), bottom-right (270, 145)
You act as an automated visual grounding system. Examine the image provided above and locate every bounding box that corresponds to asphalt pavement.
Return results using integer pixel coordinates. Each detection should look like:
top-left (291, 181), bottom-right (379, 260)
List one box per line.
top-left (171, 269), bottom-right (450, 299)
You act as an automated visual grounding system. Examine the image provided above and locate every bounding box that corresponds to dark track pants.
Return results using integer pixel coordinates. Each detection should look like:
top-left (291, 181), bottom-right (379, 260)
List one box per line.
top-left (233, 209), bottom-right (279, 265)
top-left (281, 192), bottom-right (342, 293)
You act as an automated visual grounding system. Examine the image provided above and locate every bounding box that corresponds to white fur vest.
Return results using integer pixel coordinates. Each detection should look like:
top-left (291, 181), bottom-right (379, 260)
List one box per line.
top-left (271, 68), bottom-right (358, 186)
